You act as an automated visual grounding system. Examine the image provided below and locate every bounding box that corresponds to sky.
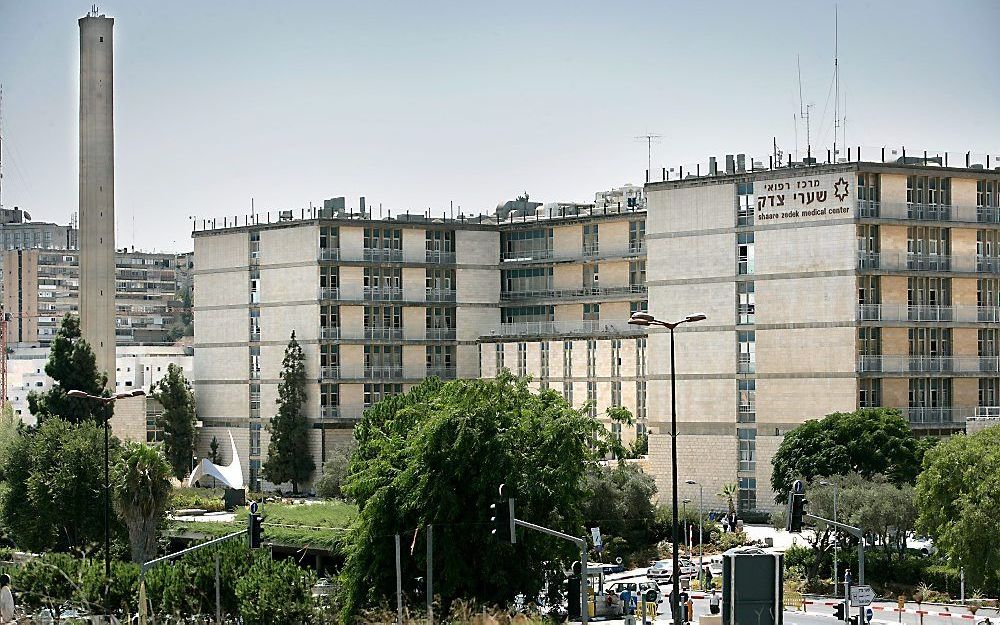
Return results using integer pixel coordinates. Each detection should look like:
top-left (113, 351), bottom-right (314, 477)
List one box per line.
top-left (0, 0), bottom-right (998, 252)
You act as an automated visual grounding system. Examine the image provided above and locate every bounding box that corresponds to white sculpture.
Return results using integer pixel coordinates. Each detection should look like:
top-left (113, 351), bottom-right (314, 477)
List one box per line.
top-left (187, 431), bottom-right (245, 489)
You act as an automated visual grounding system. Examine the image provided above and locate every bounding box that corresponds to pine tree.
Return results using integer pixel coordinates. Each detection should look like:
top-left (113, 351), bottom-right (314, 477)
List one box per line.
top-left (262, 331), bottom-right (315, 494)
top-left (149, 363), bottom-right (197, 480)
top-left (27, 314), bottom-right (112, 424)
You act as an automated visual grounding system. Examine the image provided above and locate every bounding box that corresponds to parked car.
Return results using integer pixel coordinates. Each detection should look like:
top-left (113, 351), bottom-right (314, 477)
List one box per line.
top-left (646, 560), bottom-right (672, 580)
top-left (678, 559), bottom-right (697, 577)
top-left (907, 534), bottom-right (937, 557)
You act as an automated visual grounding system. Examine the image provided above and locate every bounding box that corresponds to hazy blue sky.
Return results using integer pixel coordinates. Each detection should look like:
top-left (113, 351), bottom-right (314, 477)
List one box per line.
top-left (1, 0), bottom-right (997, 251)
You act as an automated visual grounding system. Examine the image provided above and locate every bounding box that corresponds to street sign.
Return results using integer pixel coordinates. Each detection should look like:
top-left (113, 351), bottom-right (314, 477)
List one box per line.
top-left (591, 527), bottom-right (602, 552)
top-left (850, 585), bottom-right (875, 606)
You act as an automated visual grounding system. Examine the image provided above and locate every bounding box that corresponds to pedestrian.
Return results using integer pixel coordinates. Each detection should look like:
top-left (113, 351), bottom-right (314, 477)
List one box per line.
top-left (686, 596), bottom-right (694, 622)
top-left (619, 586), bottom-right (633, 616)
top-left (0, 573), bottom-right (14, 624)
top-left (704, 566), bottom-right (714, 590)
top-left (721, 516), bottom-right (729, 533)
top-left (709, 588), bottom-right (721, 615)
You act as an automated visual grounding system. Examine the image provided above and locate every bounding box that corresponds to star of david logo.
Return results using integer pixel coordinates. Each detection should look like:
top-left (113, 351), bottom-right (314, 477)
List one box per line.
top-left (834, 176), bottom-right (850, 202)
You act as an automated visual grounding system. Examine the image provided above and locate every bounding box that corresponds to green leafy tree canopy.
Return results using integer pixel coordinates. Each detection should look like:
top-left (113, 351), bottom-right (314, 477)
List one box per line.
top-left (770, 408), bottom-right (928, 503)
top-left (27, 314), bottom-right (112, 424)
top-left (149, 363), bottom-right (197, 480)
top-left (113, 441), bottom-right (173, 563)
top-left (262, 331), bottom-right (315, 493)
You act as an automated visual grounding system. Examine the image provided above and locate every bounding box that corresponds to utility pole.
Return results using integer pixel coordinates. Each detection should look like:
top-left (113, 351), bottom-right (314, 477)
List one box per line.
top-left (427, 524), bottom-right (433, 624)
top-left (395, 534), bottom-right (403, 625)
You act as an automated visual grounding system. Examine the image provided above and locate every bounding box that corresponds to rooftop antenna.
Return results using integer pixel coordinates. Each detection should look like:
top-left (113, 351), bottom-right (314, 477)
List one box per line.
top-left (634, 133), bottom-right (662, 174)
top-left (0, 83), bottom-right (4, 211)
top-left (833, 4), bottom-right (840, 161)
top-left (797, 55), bottom-right (813, 155)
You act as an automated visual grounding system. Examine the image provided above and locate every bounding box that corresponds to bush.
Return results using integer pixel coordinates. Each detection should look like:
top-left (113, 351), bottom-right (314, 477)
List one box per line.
top-left (314, 450), bottom-right (351, 500)
top-left (169, 487), bottom-right (226, 512)
top-left (651, 505), bottom-right (718, 545)
top-left (236, 555), bottom-right (317, 624)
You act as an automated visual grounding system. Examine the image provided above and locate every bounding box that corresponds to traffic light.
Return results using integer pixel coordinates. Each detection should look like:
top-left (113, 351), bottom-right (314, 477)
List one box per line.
top-left (787, 492), bottom-right (806, 532)
top-left (834, 602), bottom-right (846, 621)
top-left (490, 483), bottom-right (515, 543)
top-left (248, 501), bottom-right (263, 548)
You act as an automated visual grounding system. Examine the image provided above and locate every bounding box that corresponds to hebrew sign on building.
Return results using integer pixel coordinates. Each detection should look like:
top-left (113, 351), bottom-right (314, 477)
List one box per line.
top-left (755, 172), bottom-right (855, 224)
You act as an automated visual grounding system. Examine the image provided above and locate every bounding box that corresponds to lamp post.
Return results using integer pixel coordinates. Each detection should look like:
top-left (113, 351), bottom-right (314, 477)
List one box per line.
top-left (820, 479), bottom-right (840, 597)
top-left (67, 388), bottom-right (146, 582)
top-left (629, 311), bottom-right (706, 625)
top-left (685, 479), bottom-right (704, 587)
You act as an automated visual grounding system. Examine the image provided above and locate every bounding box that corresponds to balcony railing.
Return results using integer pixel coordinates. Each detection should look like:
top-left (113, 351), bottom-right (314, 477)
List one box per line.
top-left (426, 327), bottom-right (457, 340)
top-left (857, 304), bottom-right (1000, 323)
top-left (320, 327), bottom-right (340, 340)
top-left (858, 200), bottom-right (881, 217)
top-left (858, 355), bottom-right (1000, 374)
top-left (249, 330), bottom-right (261, 342)
top-left (318, 248), bottom-right (341, 261)
top-left (365, 327), bottom-right (403, 341)
top-left (249, 369), bottom-right (261, 380)
top-left (500, 284), bottom-right (646, 302)
top-left (320, 406), bottom-right (340, 419)
top-left (501, 243), bottom-right (646, 263)
top-left (425, 250), bottom-right (457, 264)
top-left (902, 406), bottom-right (972, 428)
top-left (320, 366), bottom-right (341, 380)
top-left (427, 366), bottom-right (457, 380)
top-left (319, 287), bottom-right (340, 300)
top-left (583, 243), bottom-right (600, 257)
top-left (426, 288), bottom-right (457, 302)
top-left (907, 203), bottom-right (952, 221)
top-left (978, 207), bottom-right (1000, 224)
top-left (856, 251), bottom-right (1000, 274)
top-left (363, 248), bottom-right (403, 263)
top-left (737, 354), bottom-right (755, 374)
top-left (364, 286), bottom-right (403, 301)
top-left (365, 365), bottom-right (403, 379)
top-left (486, 319), bottom-right (644, 338)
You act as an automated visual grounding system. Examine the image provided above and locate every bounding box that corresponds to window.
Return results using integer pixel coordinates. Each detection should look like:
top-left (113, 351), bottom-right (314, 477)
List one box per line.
top-left (321, 383), bottom-right (339, 411)
top-left (320, 343), bottom-right (339, 368)
top-left (611, 381), bottom-right (621, 406)
top-left (636, 380), bottom-right (647, 419)
top-left (586, 339), bottom-right (597, 377)
top-left (426, 268), bottom-right (455, 291)
top-left (858, 327), bottom-right (881, 356)
top-left (979, 329), bottom-right (1000, 358)
top-left (978, 180), bottom-right (1000, 223)
top-left (363, 227), bottom-right (402, 250)
top-left (364, 345), bottom-right (402, 370)
top-left (583, 303), bottom-right (600, 321)
top-left (738, 379), bottom-right (755, 422)
top-left (249, 268), bottom-right (260, 303)
top-left (737, 282), bottom-right (755, 324)
top-left (737, 233), bottom-right (754, 275)
top-left (540, 342), bottom-right (550, 379)
top-left (517, 342), bottom-right (527, 376)
top-left (364, 267), bottom-right (402, 298)
top-left (636, 337), bottom-right (647, 376)
top-left (425, 229), bottom-right (455, 254)
top-left (611, 339), bottom-right (621, 377)
top-left (249, 307), bottom-right (261, 340)
top-left (320, 305), bottom-right (339, 332)
top-left (629, 220), bottom-right (646, 252)
top-left (366, 305), bottom-right (403, 329)
top-left (501, 228), bottom-right (552, 260)
top-left (738, 428), bottom-right (756, 472)
top-left (859, 378), bottom-right (881, 408)
top-left (319, 226), bottom-right (339, 252)
top-left (427, 345), bottom-right (455, 373)
top-left (495, 343), bottom-right (504, 372)
top-left (364, 383), bottom-right (402, 406)
top-left (249, 346), bottom-right (260, 379)
top-left (907, 175), bottom-right (951, 205)
top-left (586, 381), bottom-right (597, 417)
top-left (979, 278), bottom-right (1000, 309)
top-left (250, 422), bottom-right (262, 456)
top-left (611, 421), bottom-right (622, 442)
top-left (908, 378), bottom-right (951, 408)
top-left (858, 224), bottom-right (879, 255)
top-left (320, 265), bottom-right (339, 292)
top-left (249, 460), bottom-right (261, 491)
top-left (907, 277), bottom-right (950, 309)
top-left (738, 331), bottom-right (755, 373)
top-left (738, 477), bottom-right (756, 513)
top-left (503, 267), bottom-right (552, 293)
top-left (426, 307), bottom-right (455, 334)
top-left (737, 182), bottom-right (755, 226)
top-left (503, 305), bottom-right (554, 324)
top-left (978, 230), bottom-right (1000, 271)
top-left (249, 231), bottom-right (261, 259)
top-left (858, 276), bottom-right (880, 306)
top-left (629, 260), bottom-right (646, 286)
top-left (858, 173), bottom-right (881, 215)
top-left (583, 263), bottom-right (599, 288)
top-left (908, 327), bottom-right (951, 357)
top-left (979, 378), bottom-right (1000, 409)
top-left (563, 381), bottom-right (574, 405)
top-left (631, 300), bottom-right (647, 315)
top-left (583, 224), bottom-right (599, 255)
top-left (563, 341), bottom-right (573, 377)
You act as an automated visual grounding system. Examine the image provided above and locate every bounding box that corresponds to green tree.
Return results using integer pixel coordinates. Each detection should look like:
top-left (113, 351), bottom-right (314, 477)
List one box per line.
top-left (263, 331), bottom-right (315, 494)
top-left (112, 442), bottom-right (173, 563)
top-left (581, 463), bottom-right (657, 551)
top-left (717, 482), bottom-right (737, 515)
top-left (149, 363), bottom-right (197, 479)
top-left (314, 445), bottom-right (352, 500)
top-left (340, 372), bottom-right (623, 620)
top-left (770, 408), bottom-right (927, 503)
top-left (235, 555), bottom-right (317, 624)
top-left (209, 436), bottom-right (220, 463)
top-left (16, 552), bottom-right (79, 624)
top-left (916, 426), bottom-right (1000, 594)
top-left (27, 314), bottom-right (112, 424)
top-left (0, 418), bottom-right (122, 553)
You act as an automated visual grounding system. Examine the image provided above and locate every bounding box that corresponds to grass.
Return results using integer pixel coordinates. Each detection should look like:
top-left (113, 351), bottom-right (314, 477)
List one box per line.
top-left (165, 500), bottom-right (358, 550)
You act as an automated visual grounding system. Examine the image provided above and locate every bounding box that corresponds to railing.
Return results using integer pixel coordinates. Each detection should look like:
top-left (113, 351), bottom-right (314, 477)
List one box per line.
top-left (583, 243), bottom-right (600, 257)
top-left (856, 251), bottom-right (1000, 274)
top-left (425, 250), bottom-right (457, 264)
top-left (907, 203), bottom-right (952, 221)
top-left (320, 327), bottom-right (340, 340)
top-left (320, 366), bottom-right (341, 380)
top-left (858, 355), bottom-right (1000, 373)
top-left (857, 304), bottom-right (1000, 323)
top-left (426, 289), bottom-right (457, 302)
top-left (486, 319), bottom-right (644, 337)
top-left (738, 402), bottom-right (756, 415)
top-left (363, 248), bottom-right (403, 263)
top-left (737, 354), bottom-right (755, 374)
top-left (426, 327), bottom-right (457, 340)
top-left (502, 246), bottom-right (553, 262)
top-left (318, 248), bottom-right (340, 261)
top-left (364, 286), bottom-right (403, 301)
top-left (365, 365), bottom-right (403, 379)
top-left (249, 330), bottom-right (260, 342)
top-left (500, 284), bottom-right (646, 301)
top-left (365, 327), bottom-right (403, 340)
top-left (427, 366), bottom-right (457, 380)
top-left (249, 369), bottom-right (261, 380)
top-left (858, 200), bottom-right (880, 217)
top-left (500, 243), bottom-right (646, 263)
top-left (319, 287), bottom-right (340, 300)
top-left (737, 304), bottom-right (755, 325)
top-left (975, 406), bottom-right (1000, 418)
top-left (978, 207), bottom-right (1000, 224)
top-left (902, 407), bottom-right (972, 428)
top-left (320, 406), bottom-right (340, 419)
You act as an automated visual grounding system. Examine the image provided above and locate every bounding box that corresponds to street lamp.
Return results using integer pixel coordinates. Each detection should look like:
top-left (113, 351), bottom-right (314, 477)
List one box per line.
top-left (628, 310), bottom-right (706, 625)
top-left (820, 479), bottom-right (840, 597)
top-left (685, 479), bottom-right (704, 587)
top-left (67, 388), bottom-right (146, 582)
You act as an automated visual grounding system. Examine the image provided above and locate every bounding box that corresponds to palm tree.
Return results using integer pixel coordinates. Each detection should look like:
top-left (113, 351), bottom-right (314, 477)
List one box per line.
top-left (717, 482), bottom-right (738, 516)
top-left (112, 441), bottom-right (173, 563)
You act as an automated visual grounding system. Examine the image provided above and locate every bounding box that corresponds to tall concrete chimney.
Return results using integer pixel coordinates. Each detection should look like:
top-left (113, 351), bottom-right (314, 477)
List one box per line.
top-left (79, 11), bottom-right (116, 389)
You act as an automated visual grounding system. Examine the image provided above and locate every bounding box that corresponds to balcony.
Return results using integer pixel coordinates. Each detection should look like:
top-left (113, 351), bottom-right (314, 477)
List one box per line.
top-left (978, 207), bottom-right (1000, 224)
top-left (737, 354), bottom-right (755, 374)
top-left (425, 250), bottom-right (457, 264)
top-left (902, 407), bottom-right (969, 429)
top-left (320, 406), bottom-right (340, 419)
top-left (426, 327), bottom-right (457, 340)
top-left (858, 355), bottom-right (1000, 374)
top-left (249, 369), bottom-right (261, 380)
top-left (364, 286), bottom-right (403, 301)
top-left (365, 327), bottom-right (403, 341)
top-left (583, 243), bottom-right (600, 258)
top-left (500, 284), bottom-right (646, 302)
top-left (979, 257), bottom-right (1000, 273)
top-left (426, 288), bottom-right (457, 303)
top-left (319, 248), bottom-right (341, 261)
top-left (249, 329), bottom-right (261, 342)
top-left (319, 287), bottom-right (340, 301)
top-left (857, 304), bottom-right (1000, 323)
top-left (500, 243), bottom-right (646, 264)
top-left (320, 327), bottom-right (340, 340)
top-left (907, 204), bottom-right (952, 221)
top-left (320, 366), bottom-right (341, 380)
top-left (365, 365), bottom-right (403, 379)
top-left (738, 402), bottom-right (756, 420)
top-left (427, 366), bottom-right (457, 380)
top-left (486, 319), bottom-right (644, 338)
top-left (363, 248), bottom-right (403, 263)
top-left (858, 200), bottom-right (880, 217)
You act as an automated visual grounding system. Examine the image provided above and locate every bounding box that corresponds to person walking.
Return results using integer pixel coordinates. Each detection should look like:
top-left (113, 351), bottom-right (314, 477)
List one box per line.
top-left (704, 566), bottom-right (714, 590)
top-left (0, 573), bottom-right (15, 624)
top-left (709, 588), bottom-right (721, 615)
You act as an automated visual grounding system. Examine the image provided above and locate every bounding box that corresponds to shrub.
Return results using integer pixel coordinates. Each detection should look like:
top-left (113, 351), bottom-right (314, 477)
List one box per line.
top-left (314, 450), bottom-right (351, 500)
top-left (169, 487), bottom-right (226, 512)
top-left (235, 555), bottom-right (317, 624)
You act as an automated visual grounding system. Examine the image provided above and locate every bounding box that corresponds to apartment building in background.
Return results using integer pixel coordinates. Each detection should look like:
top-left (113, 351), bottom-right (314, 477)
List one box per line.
top-left (0, 207), bottom-right (78, 251)
top-left (1, 248), bottom-right (192, 347)
top-left (643, 147), bottom-right (1000, 512)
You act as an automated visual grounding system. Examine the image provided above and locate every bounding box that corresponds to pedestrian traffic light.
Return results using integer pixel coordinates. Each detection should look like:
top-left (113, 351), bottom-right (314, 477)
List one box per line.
top-left (248, 511), bottom-right (263, 548)
top-left (490, 483), bottom-right (515, 543)
top-left (786, 479), bottom-right (807, 533)
top-left (834, 602), bottom-right (846, 621)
